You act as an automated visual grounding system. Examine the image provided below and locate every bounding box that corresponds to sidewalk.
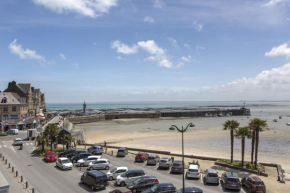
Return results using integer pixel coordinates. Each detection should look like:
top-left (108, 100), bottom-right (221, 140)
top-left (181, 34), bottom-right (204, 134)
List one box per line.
top-left (0, 159), bottom-right (27, 193)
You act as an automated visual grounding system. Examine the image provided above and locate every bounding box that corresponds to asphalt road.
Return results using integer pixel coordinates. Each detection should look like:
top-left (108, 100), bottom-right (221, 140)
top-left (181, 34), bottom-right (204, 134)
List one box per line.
top-left (0, 131), bottom-right (248, 193)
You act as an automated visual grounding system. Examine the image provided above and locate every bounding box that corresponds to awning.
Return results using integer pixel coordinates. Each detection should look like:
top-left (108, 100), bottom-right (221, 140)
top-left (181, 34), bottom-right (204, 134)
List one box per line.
top-left (37, 113), bottom-right (44, 117)
top-left (16, 121), bottom-right (26, 125)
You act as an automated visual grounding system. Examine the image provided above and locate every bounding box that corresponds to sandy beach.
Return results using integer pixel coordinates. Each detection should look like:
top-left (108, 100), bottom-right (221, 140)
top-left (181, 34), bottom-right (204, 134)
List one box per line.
top-left (75, 104), bottom-right (290, 171)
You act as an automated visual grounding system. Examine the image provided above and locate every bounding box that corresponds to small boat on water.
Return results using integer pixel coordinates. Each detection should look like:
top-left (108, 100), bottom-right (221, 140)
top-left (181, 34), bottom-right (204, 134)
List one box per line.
top-left (286, 123), bottom-right (290, 126)
top-left (273, 119), bottom-right (278, 122)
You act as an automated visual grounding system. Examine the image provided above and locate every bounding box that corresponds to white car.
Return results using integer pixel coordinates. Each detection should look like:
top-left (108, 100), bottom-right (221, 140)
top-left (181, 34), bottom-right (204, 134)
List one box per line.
top-left (76, 156), bottom-right (101, 167)
top-left (56, 157), bottom-right (73, 170)
top-left (88, 158), bottom-right (110, 170)
top-left (186, 164), bottom-right (200, 179)
top-left (13, 138), bottom-right (23, 146)
top-left (107, 166), bottom-right (128, 181)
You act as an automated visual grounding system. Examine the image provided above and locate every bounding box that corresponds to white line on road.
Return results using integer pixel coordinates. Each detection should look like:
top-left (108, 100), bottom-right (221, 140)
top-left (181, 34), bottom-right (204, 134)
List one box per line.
top-left (241, 188), bottom-right (246, 193)
top-left (3, 145), bottom-right (7, 147)
top-left (30, 143), bottom-right (33, 145)
top-left (0, 146), bottom-right (2, 148)
top-left (142, 163), bottom-right (147, 167)
top-left (10, 147), bottom-right (16, 153)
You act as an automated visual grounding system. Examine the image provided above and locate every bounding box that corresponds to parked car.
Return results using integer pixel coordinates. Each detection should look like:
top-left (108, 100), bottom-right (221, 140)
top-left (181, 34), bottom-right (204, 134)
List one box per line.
top-left (117, 147), bottom-right (128, 157)
top-left (186, 164), bottom-right (200, 179)
top-left (88, 158), bottom-right (110, 170)
top-left (56, 157), bottom-right (73, 170)
top-left (241, 175), bottom-right (266, 193)
top-left (71, 153), bottom-right (91, 163)
top-left (87, 145), bottom-right (104, 155)
top-left (147, 154), bottom-right (160, 165)
top-left (126, 176), bottom-right (159, 193)
top-left (204, 169), bottom-right (219, 185)
top-left (72, 149), bottom-right (88, 157)
top-left (176, 187), bottom-right (203, 193)
top-left (109, 189), bottom-right (132, 193)
top-left (221, 172), bottom-right (241, 191)
top-left (59, 148), bottom-right (76, 158)
top-left (80, 170), bottom-right (108, 191)
top-left (141, 183), bottom-right (176, 193)
top-left (44, 151), bottom-right (57, 162)
top-left (116, 170), bottom-right (145, 186)
top-left (170, 160), bottom-right (184, 174)
top-left (135, 152), bottom-right (149, 162)
top-left (8, 129), bottom-right (18, 135)
top-left (12, 138), bottom-right (23, 146)
top-left (107, 167), bottom-right (128, 181)
top-left (158, 157), bottom-right (172, 169)
top-left (76, 155), bottom-right (101, 167)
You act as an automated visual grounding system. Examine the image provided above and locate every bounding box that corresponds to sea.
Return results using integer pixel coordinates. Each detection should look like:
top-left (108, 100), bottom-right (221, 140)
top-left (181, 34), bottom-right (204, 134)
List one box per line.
top-left (45, 101), bottom-right (289, 110)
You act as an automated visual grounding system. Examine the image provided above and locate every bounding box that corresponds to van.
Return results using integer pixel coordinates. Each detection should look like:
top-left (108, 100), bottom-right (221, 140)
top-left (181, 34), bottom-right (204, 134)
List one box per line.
top-left (9, 129), bottom-right (18, 135)
top-left (80, 170), bottom-right (108, 190)
top-left (221, 172), bottom-right (241, 190)
top-left (116, 170), bottom-right (145, 186)
top-left (117, 147), bottom-right (128, 157)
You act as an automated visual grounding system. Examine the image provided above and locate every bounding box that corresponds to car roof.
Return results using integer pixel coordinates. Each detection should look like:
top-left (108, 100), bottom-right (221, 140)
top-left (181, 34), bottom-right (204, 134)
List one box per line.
top-left (79, 153), bottom-right (90, 155)
top-left (158, 183), bottom-right (174, 187)
top-left (118, 147), bottom-right (127, 150)
top-left (189, 165), bottom-right (199, 169)
top-left (97, 158), bottom-right (108, 161)
top-left (173, 160), bottom-right (182, 163)
top-left (249, 176), bottom-right (263, 182)
top-left (183, 187), bottom-right (203, 192)
top-left (88, 170), bottom-right (106, 177)
top-left (15, 138), bottom-right (22, 140)
top-left (88, 156), bottom-right (101, 158)
top-left (224, 172), bottom-right (238, 177)
top-left (139, 175), bottom-right (157, 179)
top-left (46, 151), bottom-right (54, 154)
top-left (161, 157), bottom-right (169, 160)
top-left (137, 152), bottom-right (146, 154)
top-left (149, 154), bottom-right (157, 157)
top-left (116, 167), bottom-right (128, 170)
top-left (127, 170), bottom-right (144, 173)
top-left (59, 157), bottom-right (69, 160)
top-left (92, 145), bottom-right (102, 147)
top-left (206, 169), bottom-right (217, 173)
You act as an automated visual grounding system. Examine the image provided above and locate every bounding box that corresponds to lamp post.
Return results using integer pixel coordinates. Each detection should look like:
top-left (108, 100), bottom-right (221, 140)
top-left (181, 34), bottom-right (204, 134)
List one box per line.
top-left (169, 122), bottom-right (195, 193)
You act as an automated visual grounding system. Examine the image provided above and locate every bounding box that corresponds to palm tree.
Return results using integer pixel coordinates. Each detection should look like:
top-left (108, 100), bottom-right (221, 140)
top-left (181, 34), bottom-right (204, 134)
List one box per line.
top-left (63, 134), bottom-right (73, 150)
top-left (43, 124), bottom-right (59, 151)
top-left (223, 120), bottom-right (240, 163)
top-left (37, 135), bottom-right (47, 151)
top-left (249, 125), bottom-right (256, 165)
top-left (249, 118), bottom-right (268, 169)
top-left (235, 127), bottom-right (252, 167)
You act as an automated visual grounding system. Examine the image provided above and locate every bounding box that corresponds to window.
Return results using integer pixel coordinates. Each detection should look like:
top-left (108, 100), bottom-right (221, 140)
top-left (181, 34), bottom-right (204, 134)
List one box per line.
top-left (3, 115), bottom-right (8, 120)
top-left (1, 97), bottom-right (7, 103)
top-left (11, 115), bottom-right (18, 119)
top-left (3, 107), bottom-right (8, 112)
top-left (12, 106), bottom-right (16, 111)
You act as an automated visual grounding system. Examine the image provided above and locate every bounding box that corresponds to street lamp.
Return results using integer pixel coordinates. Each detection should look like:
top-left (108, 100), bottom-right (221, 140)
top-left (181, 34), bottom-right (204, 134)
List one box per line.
top-left (169, 122), bottom-right (195, 193)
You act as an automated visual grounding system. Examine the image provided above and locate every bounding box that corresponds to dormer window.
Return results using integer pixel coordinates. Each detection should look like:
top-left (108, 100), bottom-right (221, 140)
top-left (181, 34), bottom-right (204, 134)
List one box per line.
top-left (1, 97), bottom-right (7, 103)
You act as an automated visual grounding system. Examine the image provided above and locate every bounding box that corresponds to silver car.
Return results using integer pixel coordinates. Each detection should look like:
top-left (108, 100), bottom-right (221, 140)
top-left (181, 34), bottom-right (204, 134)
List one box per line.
top-left (87, 145), bottom-right (104, 155)
top-left (158, 157), bottom-right (172, 169)
top-left (88, 158), bottom-right (110, 170)
top-left (106, 166), bottom-right (128, 181)
top-left (147, 154), bottom-right (160, 165)
top-left (204, 169), bottom-right (219, 185)
top-left (76, 155), bottom-right (101, 167)
top-left (13, 138), bottom-right (23, 146)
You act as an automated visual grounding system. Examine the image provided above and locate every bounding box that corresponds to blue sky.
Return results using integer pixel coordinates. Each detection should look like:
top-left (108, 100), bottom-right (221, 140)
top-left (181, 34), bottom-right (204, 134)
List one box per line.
top-left (1, 0), bottom-right (290, 102)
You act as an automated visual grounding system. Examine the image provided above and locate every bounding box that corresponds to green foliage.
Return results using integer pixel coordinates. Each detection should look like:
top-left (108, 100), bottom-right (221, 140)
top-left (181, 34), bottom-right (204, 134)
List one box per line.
top-left (235, 126), bottom-right (252, 139)
top-left (32, 147), bottom-right (63, 157)
top-left (43, 124), bottom-right (59, 150)
top-left (219, 159), bottom-right (264, 171)
top-left (248, 118), bottom-right (268, 132)
top-left (223, 120), bottom-right (240, 131)
top-left (0, 133), bottom-right (7, 136)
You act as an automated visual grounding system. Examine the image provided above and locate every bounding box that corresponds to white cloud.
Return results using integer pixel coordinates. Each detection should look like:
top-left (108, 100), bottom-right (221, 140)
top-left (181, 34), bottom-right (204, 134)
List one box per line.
top-left (180, 55), bottom-right (192, 62)
top-left (33, 0), bottom-right (118, 18)
top-left (265, 43), bottom-right (290, 58)
top-left (193, 21), bottom-right (203, 31)
top-left (153, 0), bottom-right (165, 8)
top-left (144, 16), bottom-right (155, 23)
top-left (111, 40), bottom-right (138, 54)
top-left (116, 56), bottom-right (125, 60)
top-left (184, 43), bottom-right (190, 48)
top-left (8, 39), bottom-right (48, 65)
top-left (196, 45), bottom-right (205, 53)
top-left (59, 53), bottom-right (67, 60)
top-left (176, 62), bottom-right (184, 68)
top-left (168, 38), bottom-right (178, 47)
top-left (71, 63), bottom-right (79, 68)
top-left (263, 0), bottom-right (285, 7)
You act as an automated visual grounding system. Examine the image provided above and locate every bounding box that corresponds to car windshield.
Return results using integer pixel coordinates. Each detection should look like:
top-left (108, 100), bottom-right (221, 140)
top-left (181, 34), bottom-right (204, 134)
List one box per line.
top-left (228, 178), bottom-right (239, 182)
top-left (160, 160), bottom-right (167, 163)
top-left (133, 178), bottom-right (142, 184)
top-left (254, 181), bottom-right (264, 185)
top-left (150, 185), bottom-right (158, 191)
top-left (173, 163), bottom-right (181, 166)
top-left (148, 157), bottom-right (155, 160)
top-left (121, 172), bottom-right (127, 177)
top-left (208, 173), bottom-right (218, 177)
top-left (110, 167), bottom-right (117, 173)
top-left (48, 153), bottom-right (55, 156)
top-left (118, 150), bottom-right (124, 152)
top-left (62, 159), bottom-right (70, 164)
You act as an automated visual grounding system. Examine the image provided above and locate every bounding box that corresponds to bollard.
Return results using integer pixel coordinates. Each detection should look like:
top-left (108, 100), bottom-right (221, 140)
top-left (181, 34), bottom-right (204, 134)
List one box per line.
top-left (21, 176), bottom-right (23, 182)
top-left (111, 150), bottom-right (113, 156)
top-left (25, 181), bottom-right (28, 189)
top-left (32, 188), bottom-right (35, 193)
top-left (8, 163), bottom-right (10, 168)
top-left (0, 153), bottom-right (2, 158)
top-left (16, 171), bottom-right (18, 177)
top-left (2, 156), bottom-right (4, 161)
top-left (5, 159), bottom-right (7, 164)
top-left (12, 167), bottom-right (14, 173)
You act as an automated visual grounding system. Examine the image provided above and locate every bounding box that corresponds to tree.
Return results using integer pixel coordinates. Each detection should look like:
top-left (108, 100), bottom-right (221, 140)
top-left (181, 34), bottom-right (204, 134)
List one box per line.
top-left (223, 120), bottom-right (240, 163)
top-left (249, 125), bottom-right (256, 165)
top-left (63, 134), bottom-right (73, 150)
top-left (37, 135), bottom-right (47, 151)
top-left (235, 127), bottom-right (252, 167)
top-left (249, 118), bottom-right (268, 169)
top-left (43, 124), bottom-right (59, 151)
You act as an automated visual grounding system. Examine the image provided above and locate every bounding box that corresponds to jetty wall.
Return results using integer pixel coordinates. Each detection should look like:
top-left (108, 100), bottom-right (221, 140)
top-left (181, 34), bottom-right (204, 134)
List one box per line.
top-left (67, 115), bottom-right (105, 124)
top-left (105, 112), bottom-right (161, 120)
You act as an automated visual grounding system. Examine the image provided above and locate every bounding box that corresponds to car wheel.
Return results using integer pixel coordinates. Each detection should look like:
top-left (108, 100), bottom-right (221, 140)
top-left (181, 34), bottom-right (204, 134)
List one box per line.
top-left (73, 160), bottom-right (76, 163)
top-left (80, 163), bottom-right (84, 167)
top-left (120, 181), bottom-right (126, 186)
top-left (91, 185), bottom-right (95, 190)
top-left (109, 176), bottom-right (113, 181)
top-left (132, 189), bottom-right (137, 193)
top-left (80, 178), bottom-right (84, 184)
top-left (105, 166), bottom-right (109, 170)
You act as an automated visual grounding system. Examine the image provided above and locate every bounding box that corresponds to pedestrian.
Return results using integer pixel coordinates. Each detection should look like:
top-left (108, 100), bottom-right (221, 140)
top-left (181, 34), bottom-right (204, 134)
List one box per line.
top-left (82, 140), bottom-right (84, 144)
top-left (104, 141), bottom-right (106, 147)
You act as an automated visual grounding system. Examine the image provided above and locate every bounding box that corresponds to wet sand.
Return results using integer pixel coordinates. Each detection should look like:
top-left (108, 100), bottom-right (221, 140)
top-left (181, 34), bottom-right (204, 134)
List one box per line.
top-left (75, 104), bottom-right (290, 171)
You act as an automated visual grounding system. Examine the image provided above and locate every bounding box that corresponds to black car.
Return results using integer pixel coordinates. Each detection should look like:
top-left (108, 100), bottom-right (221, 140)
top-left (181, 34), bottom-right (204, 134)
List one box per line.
top-left (141, 183), bottom-right (176, 193)
top-left (71, 153), bottom-right (91, 163)
top-left (80, 170), bottom-right (108, 190)
top-left (176, 187), bottom-right (203, 193)
top-left (109, 190), bottom-right (123, 193)
top-left (59, 148), bottom-right (76, 158)
top-left (126, 176), bottom-right (159, 193)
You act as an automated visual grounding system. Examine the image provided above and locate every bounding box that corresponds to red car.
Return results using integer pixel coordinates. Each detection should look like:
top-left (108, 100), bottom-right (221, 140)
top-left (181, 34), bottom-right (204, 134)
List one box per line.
top-left (135, 152), bottom-right (149, 162)
top-left (44, 151), bottom-right (57, 162)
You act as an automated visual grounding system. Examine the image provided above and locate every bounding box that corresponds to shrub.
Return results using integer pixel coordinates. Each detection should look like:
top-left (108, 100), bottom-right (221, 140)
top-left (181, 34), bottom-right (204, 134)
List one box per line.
top-left (218, 159), bottom-right (264, 171)
top-left (32, 147), bottom-right (64, 157)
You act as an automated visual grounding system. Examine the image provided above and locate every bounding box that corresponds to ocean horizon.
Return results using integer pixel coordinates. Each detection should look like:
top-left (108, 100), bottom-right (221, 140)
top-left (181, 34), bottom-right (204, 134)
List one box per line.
top-left (45, 101), bottom-right (290, 110)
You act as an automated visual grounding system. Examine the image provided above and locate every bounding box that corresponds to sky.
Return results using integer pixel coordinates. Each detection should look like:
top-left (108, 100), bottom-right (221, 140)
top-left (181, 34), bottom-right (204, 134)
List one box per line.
top-left (1, 0), bottom-right (290, 102)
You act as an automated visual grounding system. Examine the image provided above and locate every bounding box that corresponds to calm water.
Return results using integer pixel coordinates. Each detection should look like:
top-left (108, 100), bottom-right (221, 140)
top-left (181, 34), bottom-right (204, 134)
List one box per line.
top-left (45, 101), bottom-right (288, 110)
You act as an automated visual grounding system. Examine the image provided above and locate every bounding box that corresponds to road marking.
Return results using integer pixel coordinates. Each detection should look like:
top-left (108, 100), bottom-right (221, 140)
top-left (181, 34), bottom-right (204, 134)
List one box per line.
top-left (10, 146), bottom-right (16, 153)
top-left (200, 174), bottom-right (203, 183)
top-left (30, 143), bottom-right (33, 145)
top-left (0, 146), bottom-right (2, 148)
top-left (3, 145), bottom-right (7, 147)
top-left (142, 163), bottom-right (147, 167)
top-left (155, 165), bottom-right (159, 170)
top-left (241, 188), bottom-right (246, 193)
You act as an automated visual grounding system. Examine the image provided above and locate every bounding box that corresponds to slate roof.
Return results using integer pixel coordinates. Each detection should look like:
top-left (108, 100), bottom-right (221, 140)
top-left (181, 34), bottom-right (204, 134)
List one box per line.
top-left (0, 92), bottom-right (21, 105)
top-left (18, 83), bottom-right (31, 95)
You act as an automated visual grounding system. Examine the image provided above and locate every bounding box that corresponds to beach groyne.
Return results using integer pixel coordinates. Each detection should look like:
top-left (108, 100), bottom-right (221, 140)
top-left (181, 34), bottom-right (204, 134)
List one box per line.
top-left (105, 112), bottom-right (161, 120)
top-left (67, 115), bottom-right (105, 124)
